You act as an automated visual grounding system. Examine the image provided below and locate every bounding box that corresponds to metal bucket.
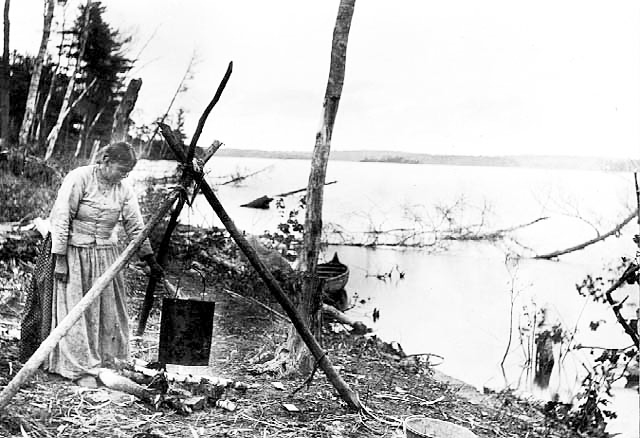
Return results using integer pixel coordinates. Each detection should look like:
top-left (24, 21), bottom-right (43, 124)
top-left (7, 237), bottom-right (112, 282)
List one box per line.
top-left (404, 416), bottom-right (478, 438)
top-left (158, 298), bottom-right (215, 365)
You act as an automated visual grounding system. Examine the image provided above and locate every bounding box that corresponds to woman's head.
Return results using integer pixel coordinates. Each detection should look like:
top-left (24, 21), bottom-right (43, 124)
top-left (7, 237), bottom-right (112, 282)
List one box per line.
top-left (96, 142), bottom-right (137, 183)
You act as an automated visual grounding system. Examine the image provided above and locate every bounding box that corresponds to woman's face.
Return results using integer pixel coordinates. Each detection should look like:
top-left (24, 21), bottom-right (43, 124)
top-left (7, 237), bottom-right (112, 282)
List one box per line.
top-left (102, 160), bottom-right (132, 183)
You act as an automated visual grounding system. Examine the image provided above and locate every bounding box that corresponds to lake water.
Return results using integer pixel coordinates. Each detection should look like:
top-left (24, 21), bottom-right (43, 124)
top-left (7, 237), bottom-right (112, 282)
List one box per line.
top-left (132, 157), bottom-right (639, 437)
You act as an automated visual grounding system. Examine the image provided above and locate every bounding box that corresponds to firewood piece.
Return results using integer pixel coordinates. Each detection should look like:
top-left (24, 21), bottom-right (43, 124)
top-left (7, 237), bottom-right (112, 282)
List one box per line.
top-left (215, 399), bottom-right (237, 412)
top-left (183, 396), bottom-right (206, 411)
top-left (95, 368), bottom-right (154, 403)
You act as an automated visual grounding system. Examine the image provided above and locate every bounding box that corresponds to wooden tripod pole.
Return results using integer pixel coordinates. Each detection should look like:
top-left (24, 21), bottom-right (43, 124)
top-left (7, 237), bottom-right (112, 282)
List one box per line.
top-left (135, 61), bottom-right (233, 336)
top-left (136, 196), bottom-right (186, 335)
top-left (159, 126), bottom-right (362, 411)
top-left (0, 190), bottom-right (180, 411)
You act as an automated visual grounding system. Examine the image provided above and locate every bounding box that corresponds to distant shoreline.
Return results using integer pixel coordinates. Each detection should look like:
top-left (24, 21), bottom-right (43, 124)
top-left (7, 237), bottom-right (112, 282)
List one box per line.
top-left (214, 148), bottom-right (638, 172)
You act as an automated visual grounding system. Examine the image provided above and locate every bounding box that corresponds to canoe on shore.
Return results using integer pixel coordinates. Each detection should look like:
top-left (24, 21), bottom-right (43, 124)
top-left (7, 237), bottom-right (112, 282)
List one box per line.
top-left (317, 253), bottom-right (349, 293)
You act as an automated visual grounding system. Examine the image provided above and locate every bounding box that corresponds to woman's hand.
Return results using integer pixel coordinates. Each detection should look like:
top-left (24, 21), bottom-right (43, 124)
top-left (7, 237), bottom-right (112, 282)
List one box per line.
top-left (142, 254), bottom-right (164, 280)
top-left (54, 255), bottom-right (68, 283)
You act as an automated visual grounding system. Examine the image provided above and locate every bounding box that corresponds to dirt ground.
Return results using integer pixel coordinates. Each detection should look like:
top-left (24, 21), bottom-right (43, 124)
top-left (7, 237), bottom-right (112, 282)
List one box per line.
top-left (0, 250), bottom-right (590, 438)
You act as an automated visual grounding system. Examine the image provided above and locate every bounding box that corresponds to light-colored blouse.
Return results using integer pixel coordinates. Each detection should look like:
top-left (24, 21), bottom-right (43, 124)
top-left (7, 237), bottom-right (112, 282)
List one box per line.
top-left (49, 164), bottom-right (153, 257)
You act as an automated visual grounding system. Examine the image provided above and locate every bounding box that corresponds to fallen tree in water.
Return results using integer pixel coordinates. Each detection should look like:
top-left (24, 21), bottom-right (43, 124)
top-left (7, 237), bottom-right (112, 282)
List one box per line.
top-left (241, 180), bottom-right (338, 209)
top-left (534, 208), bottom-right (637, 259)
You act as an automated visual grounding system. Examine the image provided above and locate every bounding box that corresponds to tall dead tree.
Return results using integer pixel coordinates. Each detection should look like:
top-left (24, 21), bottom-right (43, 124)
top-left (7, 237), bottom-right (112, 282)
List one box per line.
top-left (110, 78), bottom-right (142, 142)
top-left (0, 0), bottom-right (10, 145)
top-left (44, 0), bottom-right (91, 160)
top-left (285, 0), bottom-right (356, 372)
top-left (35, 10), bottom-right (69, 144)
top-left (18, 0), bottom-right (55, 146)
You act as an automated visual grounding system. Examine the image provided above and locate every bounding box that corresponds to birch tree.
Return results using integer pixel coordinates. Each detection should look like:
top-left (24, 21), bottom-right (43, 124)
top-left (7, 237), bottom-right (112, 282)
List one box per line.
top-left (44, 0), bottom-right (91, 160)
top-left (18, 0), bottom-right (55, 147)
top-left (35, 6), bottom-right (69, 144)
top-left (0, 0), bottom-right (10, 145)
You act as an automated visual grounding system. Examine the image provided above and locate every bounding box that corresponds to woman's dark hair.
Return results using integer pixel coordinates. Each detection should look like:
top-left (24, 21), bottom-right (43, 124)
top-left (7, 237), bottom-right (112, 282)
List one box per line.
top-left (97, 142), bottom-right (137, 169)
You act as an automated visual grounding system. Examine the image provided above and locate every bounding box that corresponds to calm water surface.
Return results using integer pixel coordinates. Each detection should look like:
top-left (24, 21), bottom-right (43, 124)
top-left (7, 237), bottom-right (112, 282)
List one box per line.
top-left (132, 158), bottom-right (638, 437)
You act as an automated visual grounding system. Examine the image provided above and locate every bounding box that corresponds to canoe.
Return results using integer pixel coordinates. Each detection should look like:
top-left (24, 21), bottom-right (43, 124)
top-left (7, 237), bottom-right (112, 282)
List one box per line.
top-left (317, 252), bottom-right (349, 293)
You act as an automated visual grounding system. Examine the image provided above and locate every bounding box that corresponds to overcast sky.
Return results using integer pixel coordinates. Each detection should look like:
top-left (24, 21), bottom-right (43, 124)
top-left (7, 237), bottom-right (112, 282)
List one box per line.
top-left (6, 0), bottom-right (640, 158)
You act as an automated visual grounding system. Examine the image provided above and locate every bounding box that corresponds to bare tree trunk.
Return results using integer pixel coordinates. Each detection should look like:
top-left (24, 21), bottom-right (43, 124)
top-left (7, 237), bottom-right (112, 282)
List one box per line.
top-left (111, 78), bottom-right (142, 142)
top-left (88, 138), bottom-right (100, 162)
top-left (284, 0), bottom-right (356, 373)
top-left (44, 0), bottom-right (91, 160)
top-left (535, 209), bottom-right (638, 259)
top-left (0, 0), bottom-right (10, 145)
top-left (35, 12), bottom-right (68, 145)
top-left (73, 112), bottom-right (88, 157)
top-left (18, 0), bottom-right (54, 146)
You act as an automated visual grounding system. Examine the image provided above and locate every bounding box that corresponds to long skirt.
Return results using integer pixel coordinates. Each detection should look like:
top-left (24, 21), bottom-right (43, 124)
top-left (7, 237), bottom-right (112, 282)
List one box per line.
top-left (46, 244), bottom-right (130, 380)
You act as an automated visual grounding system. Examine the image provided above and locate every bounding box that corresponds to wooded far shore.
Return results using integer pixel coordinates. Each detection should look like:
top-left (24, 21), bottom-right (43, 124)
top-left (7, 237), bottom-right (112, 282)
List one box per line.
top-left (214, 148), bottom-right (637, 172)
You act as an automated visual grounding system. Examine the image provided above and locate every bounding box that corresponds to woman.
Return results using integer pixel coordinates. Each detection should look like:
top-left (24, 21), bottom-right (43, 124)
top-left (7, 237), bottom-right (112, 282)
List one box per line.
top-left (21, 142), bottom-right (162, 386)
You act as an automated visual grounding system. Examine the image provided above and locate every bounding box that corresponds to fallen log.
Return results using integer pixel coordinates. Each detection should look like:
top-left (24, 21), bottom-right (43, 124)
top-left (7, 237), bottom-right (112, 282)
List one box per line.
top-left (132, 358), bottom-right (252, 391)
top-left (241, 180), bottom-right (338, 209)
top-left (322, 303), bottom-right (371, 334)
top-left (240, 195), bottom-right (273, 209)
top-left (93, 368), bottom-right (154, 403)
top-left (0, 189), bottom-right (180, 410)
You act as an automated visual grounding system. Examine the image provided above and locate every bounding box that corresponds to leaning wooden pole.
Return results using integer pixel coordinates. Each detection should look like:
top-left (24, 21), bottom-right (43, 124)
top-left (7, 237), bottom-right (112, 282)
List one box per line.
top-left (0, 190), bottom-right (180, 411)
top-left (159, 126), bottom-right (362, 411)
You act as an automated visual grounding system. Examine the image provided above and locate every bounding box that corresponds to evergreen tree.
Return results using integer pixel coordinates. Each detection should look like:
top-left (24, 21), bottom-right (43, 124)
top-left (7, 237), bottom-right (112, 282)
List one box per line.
top-left (74, 1), bottom-right (132, 153)
top-left (45, 0), bottom-right (133, 158)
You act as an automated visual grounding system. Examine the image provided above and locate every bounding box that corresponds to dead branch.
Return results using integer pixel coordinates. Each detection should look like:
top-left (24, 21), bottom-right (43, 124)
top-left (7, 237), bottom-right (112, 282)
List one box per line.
top-left (535, 209), bottom-right (638, 259)
top-left (446, 217), bottom-right (549, 241)
top-left (221, 165), bottom-right (272, 186)
top-left (142, 51), bottom-right (198, 158)
top-left (603, 264), bottom-right (639, 346)
top-left (187, 62), bottom-right (232, 160)
top-left (275, 180), bottom-right (337, 198)
top-left (221, 288), bottom-right (288, 322)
